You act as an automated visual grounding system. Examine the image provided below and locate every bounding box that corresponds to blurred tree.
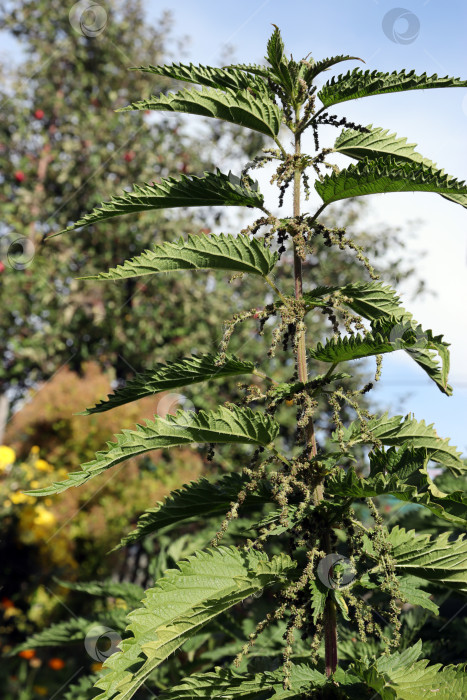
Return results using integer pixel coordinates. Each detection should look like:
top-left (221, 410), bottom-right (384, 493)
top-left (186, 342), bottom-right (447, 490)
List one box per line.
top-left (0, 0), bottom-right (262, 435)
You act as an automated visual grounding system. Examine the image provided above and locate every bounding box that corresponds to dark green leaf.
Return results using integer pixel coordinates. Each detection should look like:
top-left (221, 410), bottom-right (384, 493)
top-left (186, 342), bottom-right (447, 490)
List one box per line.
top-left (119, 86), bottom-right (282, 138)
top-left (133, 62), bottom-right (270, 94)
top-left (82, 354), bottom-right (256, 415)
top-left (82, 234), bottom-right (277, 282)
top-left (54, 171), bottom-right (264, 236)
top-left (116, 473), bottom-right (272, 549)
top-left (315, 157), bottom-right (467, 205)
top-left (339, 413), bottom-right (464, 475)
top-left (304, 282), bottom-right (452, 395)
top-left (26, 406), bottom-right (279, 496)
top-left (93, 548), bottom-right (295, 700)
top-left (319, 68), bottom-right (467, 108)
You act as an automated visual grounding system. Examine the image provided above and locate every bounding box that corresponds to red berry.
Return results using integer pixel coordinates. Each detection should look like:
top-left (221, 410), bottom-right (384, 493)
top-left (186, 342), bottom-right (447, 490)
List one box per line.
top-left (0, 262), bottom-right (5, 273)
top-left (34, 109), bottom-right (44, 119)
top-left (14, 171), bottom-right (25, 183)
top-left (124, 151), bottom-right (135, 162)
top-left (18, 650), bottom-right (36, 660)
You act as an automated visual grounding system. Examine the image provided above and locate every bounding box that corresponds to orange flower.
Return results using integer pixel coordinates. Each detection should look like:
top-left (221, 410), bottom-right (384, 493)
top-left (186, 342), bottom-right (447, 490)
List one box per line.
top-left (18, 649), bottom-right (35, 659)
top-left (48, 657), bottom-right (65, 670)
top-left (1, 597), bottom-right (15, 609)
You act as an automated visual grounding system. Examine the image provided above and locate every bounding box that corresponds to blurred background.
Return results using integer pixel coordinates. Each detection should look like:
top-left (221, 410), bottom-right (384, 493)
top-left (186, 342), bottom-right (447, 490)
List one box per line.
top-left (0, 1), bottom-right (465, 697)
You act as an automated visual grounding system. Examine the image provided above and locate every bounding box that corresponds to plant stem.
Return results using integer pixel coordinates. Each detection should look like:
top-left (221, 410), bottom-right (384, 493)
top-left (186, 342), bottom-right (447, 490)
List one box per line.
top-left (273, 135), bottom-right (287, 158)
top-left (292, 113), bottom-right (319, 492)
top-left (323, 530), bottom-right (338, 677)
top-left (292, 109), bottom-right (338, 675)
top-left (264, 275), bottom-right (288, 304)
top-left (324, 596), bottom-right (338, 677)
top-left (252, 368), bottom-right (278, 384)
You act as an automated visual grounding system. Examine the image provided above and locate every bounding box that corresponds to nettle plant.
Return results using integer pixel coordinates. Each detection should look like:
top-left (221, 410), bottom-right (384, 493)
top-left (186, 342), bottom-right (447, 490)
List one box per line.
top-left (30, 26), bottom-right (467, 700)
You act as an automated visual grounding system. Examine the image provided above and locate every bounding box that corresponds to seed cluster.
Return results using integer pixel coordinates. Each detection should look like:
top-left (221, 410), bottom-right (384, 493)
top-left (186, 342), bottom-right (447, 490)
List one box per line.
top-left (205, 67), bottom-right (406, 687)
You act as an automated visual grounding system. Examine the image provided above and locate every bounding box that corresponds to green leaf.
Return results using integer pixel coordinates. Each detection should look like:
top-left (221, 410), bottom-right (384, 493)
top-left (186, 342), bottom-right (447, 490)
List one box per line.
top-left (119, 86), bottom-right (282, 138)
top-left (266, 25), bottom-right (286, 72)
top-left (26, 406), bottom-right (279, 496)
top-left (265, 25), bottom-right (295, 99)
top-left (309, 579), bottom-right (327, 624)
top-left (443, 191), bottom-right (467, 210)
top-left (396, 575), bottom-right (439, 614)
top-left (308, 322), bottom-right (434, 364)
top-left (159, 664), bottom-right (333, 699)
top-left (334, 125), bottom-right (467, 211)
top-left (10, 618), bottom-right (96, 654)
top-left (304, 281), bottom-right (401, 319)
top-left (319, 68), bottom-right (467, 108)
top-left (304, 55), bottom-right (364, 83)
top-left (64, 674), bottom-right (99, 700)
top-left (116, 473), bottom-right (272, 549)
top-left (340, 413), bottom-right (464, 475)
top-left (159, 664), bottom-right (365, 699)
top-left (133, 61), bottom-right (270, 94)
top-left (54, 171), bottom-right (264, 236)
top-left (315, 157), bottom-right (467, 205)
top-left (388, 527), bottom-right (467, 594)
top-left (351, 641), bottom-right (467, 700)
top-left (372, 316), bottom-right (451, 396)
top-left (82, 234), bottom-right (277, 283)
top-left (160, 668), bottom-right (279, 698)
top-left (252, 504), bottom-right (309, 538)
top-left (304, 282), bottom-right (452, 395)
top-left (334, 124), bottom-right (436, 166)
top-left (327, 447), bottom-right (467, 527)
top-left (226, 62), bottom-right (270, 79)
top-left (93, 547), bottom-right (296, 700)
top-left (57, 580), bottom-right (144, 607)
top-left (83, 354), bottom-right (256, 415)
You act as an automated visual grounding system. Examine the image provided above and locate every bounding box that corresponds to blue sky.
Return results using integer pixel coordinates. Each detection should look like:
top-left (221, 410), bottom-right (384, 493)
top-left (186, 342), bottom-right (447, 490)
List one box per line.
top-left (2, 1), bottom-right (466, 451)
top-left (144, 0), bottom-right (467, 452)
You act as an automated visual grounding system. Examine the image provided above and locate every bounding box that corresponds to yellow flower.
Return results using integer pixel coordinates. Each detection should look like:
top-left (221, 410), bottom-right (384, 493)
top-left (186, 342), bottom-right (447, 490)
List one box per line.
top-left (31, 446), bottom-right (40, 455)
top-left (30, 480), bottom-right (40, 489)
top-left (35, 459), bottom-right (53, 472)
top-left (3, 499), bottom-right (11, 508)
top-left (0, 446), bottom-right (16, 471)
top-left (33, 506), bottom-right (56, 528)
top-left (10, 492), bottom-right (35, 505)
